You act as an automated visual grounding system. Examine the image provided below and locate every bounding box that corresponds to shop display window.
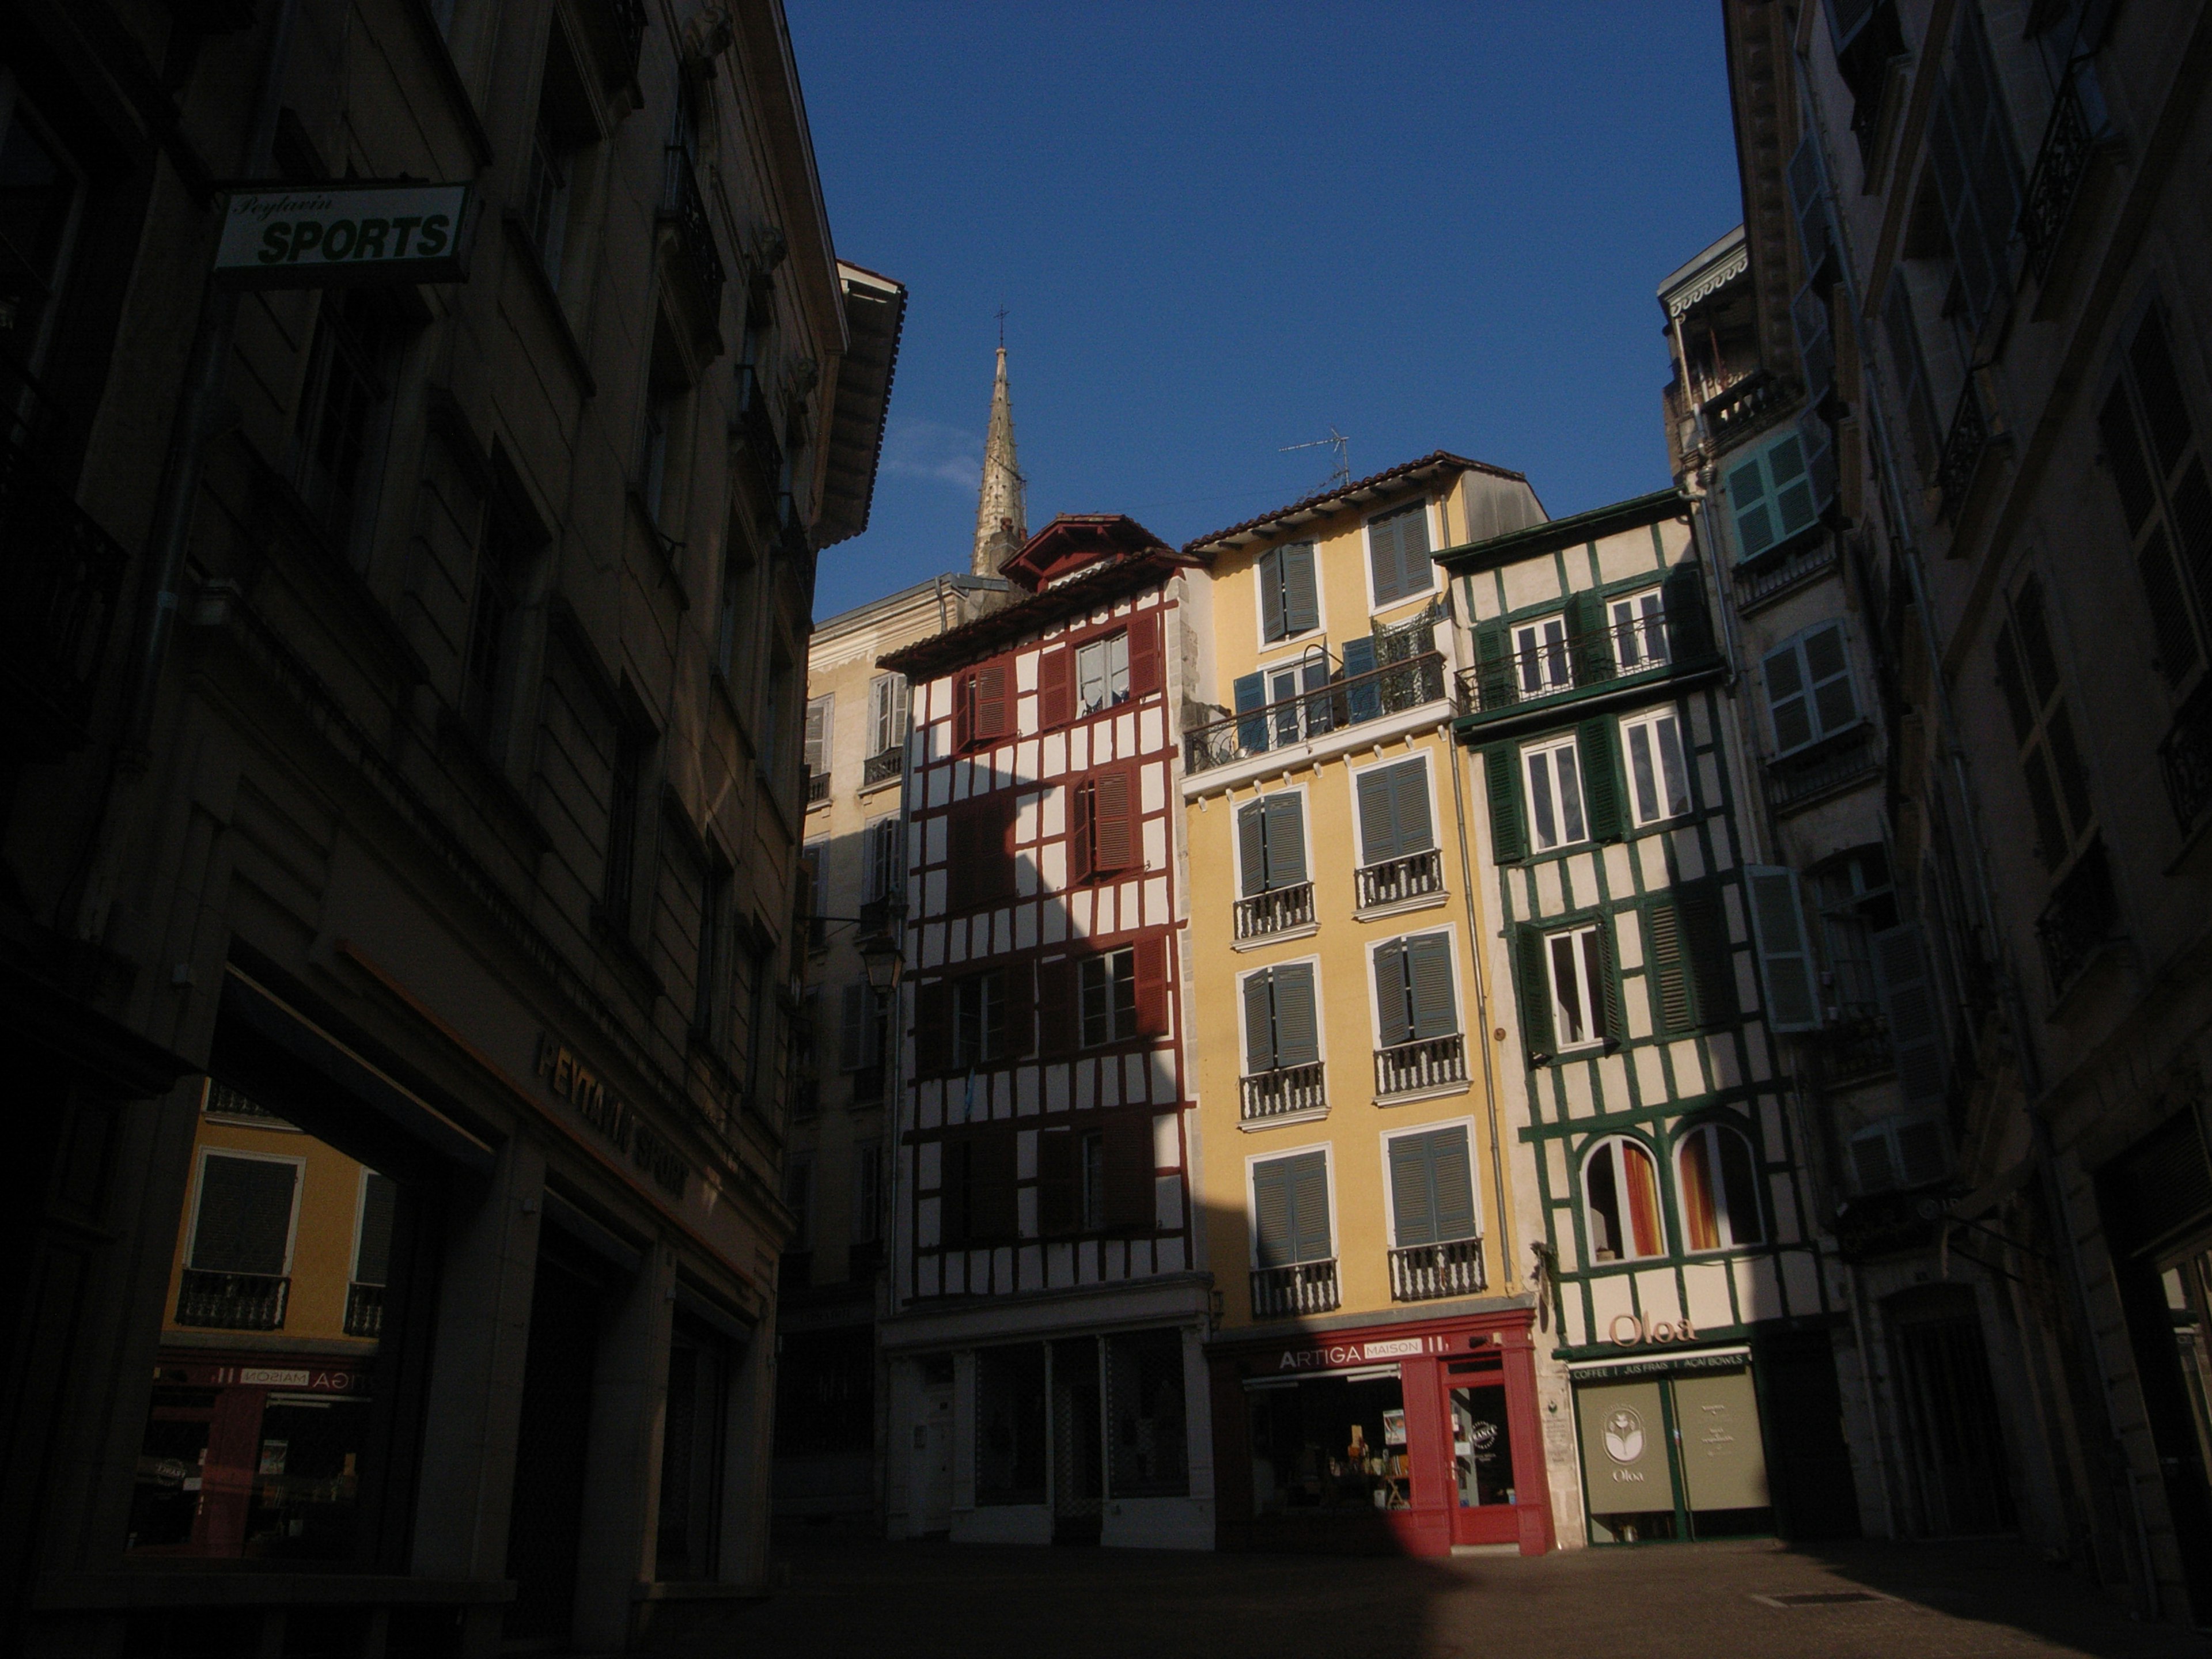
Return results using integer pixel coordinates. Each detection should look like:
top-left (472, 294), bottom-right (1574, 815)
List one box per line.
top-left (1247, 1371), bottom-right (1407, 1515)
top-left (975, 1343), bottom-right (1047, 1505)
top-left (1104, 1329), bottom-right (1188, 1498)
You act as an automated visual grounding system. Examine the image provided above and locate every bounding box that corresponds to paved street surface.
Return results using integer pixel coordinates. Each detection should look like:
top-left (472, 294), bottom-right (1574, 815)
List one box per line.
top-left (686, 1533), bottom-right (2209, 1659)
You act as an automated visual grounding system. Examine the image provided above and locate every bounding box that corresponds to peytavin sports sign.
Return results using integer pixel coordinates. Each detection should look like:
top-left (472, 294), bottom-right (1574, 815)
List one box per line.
top-left (214, 180), bottom-right (474, 287)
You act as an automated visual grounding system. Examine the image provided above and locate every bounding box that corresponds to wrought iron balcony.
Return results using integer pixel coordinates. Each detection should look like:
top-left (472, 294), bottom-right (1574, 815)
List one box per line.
top-left (2157, 679), bottom-right (2212, 831)
top-left (1815, 1002), bottom-right (1893, 1088)
top-left (0, 430), bottom-right (131, 759)
top-left (1936, 373), bottom-right (1993, 521)
top-left (1457, 607), bottom-right (1709, 719)
top-left (1185, 653), bottom-right (1448, 775)
top-left (2020, 62), bottom-right (2096, 282)
top-left (1735, 538), bottom-right (1839, 612)
top-left (806, 767), bottom-right (830, 804)
top-left (1374, 1032), bottom-right (1467, 1099)
top-left (658, 146), bottom-right (726, 317)
top-left (1356, 848), bottom-right (1442, 910)
top-left (1240, 1060), bottom-right (1325, 1123)
top-left (863, 746), bottom-right (903, 788)
top-left (1234, 882), bottom-right (1315, 941)
top-left (176, 1268), bottom-right (290, 1331)
top-left (1388, 1238), bottom-right (1484, 1302)
top-left (2037, 840), bottom-right (2119, 996)
top-left (1764, 726), bottom-right (1881, 815)
top-left (344, 1281), bottom-right (385, 1338)
top-left (1250, 1259), bottom-right (1339, 1319)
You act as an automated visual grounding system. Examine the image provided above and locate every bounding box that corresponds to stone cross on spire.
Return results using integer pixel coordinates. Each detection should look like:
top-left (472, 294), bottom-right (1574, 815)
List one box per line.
top-left (971, 343), bottom-right (1027, 577)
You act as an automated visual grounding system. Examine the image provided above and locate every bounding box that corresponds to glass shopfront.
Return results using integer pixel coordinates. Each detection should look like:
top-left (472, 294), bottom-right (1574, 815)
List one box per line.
top-left (1247, 1368), bottom-right (1408, 1515)
top-left (1576, 1352), bottom-right (1772, 1543)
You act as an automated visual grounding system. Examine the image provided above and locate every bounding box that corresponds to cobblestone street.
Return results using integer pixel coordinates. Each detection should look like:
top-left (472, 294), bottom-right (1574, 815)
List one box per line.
top-left (692, 1536), bottom-right (2210, 1659)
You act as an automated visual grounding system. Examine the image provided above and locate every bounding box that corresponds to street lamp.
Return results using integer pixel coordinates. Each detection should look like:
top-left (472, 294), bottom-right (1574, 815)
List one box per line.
top-left (857, 910), bottom-right (905, 996)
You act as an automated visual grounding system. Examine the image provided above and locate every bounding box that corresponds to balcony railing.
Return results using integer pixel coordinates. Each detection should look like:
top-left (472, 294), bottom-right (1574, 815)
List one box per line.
top-left (1388, 1237), bottom-right (1485, 1302)
top-left (176, 1268), bottom-right (290, 1331)
top-left (344, 1281), bottom-right (385, 1338)
top-left (1374, 1032), bottom-right (1467, 1099)
top-left (1356, 847), bottom-right (1442, 910)
top-left (863, 746), bottom-right (904, 788)
top-left (1234, 882), bottom-right (1315, 941)
top-left (1936, 373), bottom-right (1993, 521)
top-left (1250, 1259), bottom-right (1340, 1319)
top-left (1765, 726), bottom-right (1880, 815)
top-left (2020, 62), bottom-right (2096, 281)
top-left (1735, 538), bottom-right (1839, 612)
top-left (2157, 679), bottom-right (2212, 831)
top-left (1185, 653), bottom-right (1448, 775)
top-left (1701, 369), bottom-right (1793, 449)
top-left (2037, 840), bottom-right (2118, 996)
top-left (1456, 610), bottom-right (1707, 718)
top-left (658, 146), bottom-right (726, 317)
top-left (0, 430), bottom-right (131, 758)
top-left (1240, 1060), bottom-right (1326, 1123)
top-left (1816, 1003), bottom-right (1893, 1087)
top-left (805, 767), bottom-right (830, 804)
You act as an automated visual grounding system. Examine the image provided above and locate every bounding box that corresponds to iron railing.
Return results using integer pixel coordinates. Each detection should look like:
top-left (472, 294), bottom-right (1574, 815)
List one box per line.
top-left (204, 1082), bottom-right (287, 1124)
top-left (344, 1281), bottom-right (385, 1338)
top-left (176, 1268), bottom-right (290, 1331)
top-left (2157, 679), bottom-right (2212, 831)
top-left (0, 430), bottom-right (131, 757)
top-left (659, 146), bottom-right (726, 316)
top-left (1702, 369), bottom-right (1792, 449)
top-left (1456, 613), bottom-right (1700, 717)
top-left (1234, 882), bottom-right (1315, 941)
top-left (1388, 1238), bottom-right (1484, 1302)
top-left (1240, 1060), bottom-right (1325, 1123)
top-left (1374, 1032), bottom-right (1467, 1098)
top-left (1765, 726), bottom-right (1880, 814)
top-left (1356, 848), bottom-right (1442, 910)
top-left (1184, 653), bottom-right (1447, 775)
top-left (1250, 1259), bottom-right (1339, 1319)
top-left (2037, 840), bottom-right (2118, 995)
top-left (2020, 62), bottom-right (2096, 281)
top-left (805, 767), bottom-right (830, 804)
top-left (1936, 373), bottom-right (1993, 520)
top-left (1816, 1003), bottom-right (1893, 1087)
top-left (863, 747), bottom-right (903, 787)
top-left (1736, 538), bottom-right (1839, 612)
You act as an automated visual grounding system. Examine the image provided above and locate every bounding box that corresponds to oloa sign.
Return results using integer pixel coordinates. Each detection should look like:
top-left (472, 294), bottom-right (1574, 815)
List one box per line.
top-left (214, 181), bottom-right (473, 288)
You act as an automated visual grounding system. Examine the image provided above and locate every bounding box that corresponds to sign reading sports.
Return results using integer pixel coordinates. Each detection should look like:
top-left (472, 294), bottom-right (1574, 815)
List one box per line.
top-left (214, 181), bottom-right (473, 287)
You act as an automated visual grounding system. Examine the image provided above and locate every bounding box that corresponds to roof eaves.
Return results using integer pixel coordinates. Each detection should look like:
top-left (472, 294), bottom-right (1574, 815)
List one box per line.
top-left (1182, 450), bottom-right (1528, 555)
top-left (1435, 487), bottom-right (1690, 574)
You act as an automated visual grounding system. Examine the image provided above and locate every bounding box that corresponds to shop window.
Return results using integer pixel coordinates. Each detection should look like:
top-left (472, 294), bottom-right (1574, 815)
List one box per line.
top-left (656, 1312), bottom-right (729, 1580)
top-left (1258, 540), bottom-right (1320, 642)
top-left (1520, 735), bottom-right (1586, 851)
top-left (1584, 1136), bottom-right (1664, 1262)
top-left (1676, 1121), bottom-right (1766, 1251)
top-left (1247, 1372), bottom-right (1408, 1515)
top-left (975, 1344), bottom-right (1047, 1506)
top-left (773, 1326), bottom-right (872, 1460)
top-left (1104, 1329), bottom-right (1188, 1498)
top-left (1620, 708), bottom-right (1692, 826)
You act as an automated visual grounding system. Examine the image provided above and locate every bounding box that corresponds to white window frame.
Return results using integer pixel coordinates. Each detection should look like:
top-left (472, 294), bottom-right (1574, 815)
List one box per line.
top-left (1244, 1142), bottom-right (1340, 1270)
top-left (185, 1146), bottom-right (308, 1277)
top-left (1619, 707), bottom-right (1693, 827)
top-left (1543, 922), bottom-right (1609, 1052)
top-left (1511, 614), bottom-right (1574, 695)
top-left (803, 692), bottom-right (835, 781)
top-left (1520, 734), bottom-right (1587, 852)
top-left (1236, 955), bottom-right (1327, 1077)
top-left (1075, 630), bottom-right (1131, 717)
top-left (1608, 587), bottom-right (1670, 672)
top-left (1079, 945), bottom-right (1137, 1049)
top-left (868, 672), bottom-right (910, 759)
top-left (1380, 1116), bottom-right (1483, 1249)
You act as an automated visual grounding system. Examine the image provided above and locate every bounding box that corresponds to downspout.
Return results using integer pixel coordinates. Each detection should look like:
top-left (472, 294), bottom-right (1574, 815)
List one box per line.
top-left (1445, 676), bottom-right (1514, 1297)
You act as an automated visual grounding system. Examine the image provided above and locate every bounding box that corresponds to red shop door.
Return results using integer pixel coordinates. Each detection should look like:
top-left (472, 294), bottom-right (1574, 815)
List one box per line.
top-left (1444, 1355), bottom-right (1521, 1546)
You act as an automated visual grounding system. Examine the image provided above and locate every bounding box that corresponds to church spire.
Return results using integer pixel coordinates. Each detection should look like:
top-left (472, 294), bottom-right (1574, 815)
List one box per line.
top-left (971, 343), bottom-right (1027, 577)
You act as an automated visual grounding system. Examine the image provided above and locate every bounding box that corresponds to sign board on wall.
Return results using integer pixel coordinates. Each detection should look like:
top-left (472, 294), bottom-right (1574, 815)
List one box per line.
top-left (214, 181), bottom-right (474, 288)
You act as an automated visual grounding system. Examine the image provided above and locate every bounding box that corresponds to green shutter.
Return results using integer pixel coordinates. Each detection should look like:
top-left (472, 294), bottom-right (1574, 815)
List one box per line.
top-left (1482, 743), bottom-right (1526, 863)
top-left (1281, 542), bottom-right (1320, 634)
top-left (1374, 941), bottom-right (1412, 1048)
top-left (1578, 718), bottom-right (1624, 843)
top-left (1406, 933), bottom-right (1457, 1040)
top-left (1791, 278), bottom-right (1833, 400)
top-left (1661, 562), bottom-right (1714, 662)
top-left (1871, 923), bottom-right (1948, 1106)
top-left (1745, 866), bottom-right (1820, 1033)
top-left (1389, 1133), bottom-right (1437, 1247)
top-left (1272, 964), bottom-right (1319, 1068)
top-left (1801, 622), bottom-right (1857, 737)
top-left (1237, 801), bottom-right (1267, 897)
top-left (1264, 793), bottom-right (1307, 887)
top-left (1566, 590), bottom-right (1611, 687)
top-left (1356, 766), bottom-right (1399, 866)
top-left (1513, 925), bottom-right (1555, 1056)
top-left (1765, 429), bottom-right (1820, 543)
top-left (1289, 1151), bottom-right (1332, 1263)
top-left (1727, 450), bottom-right (1778, 560)
top-left (1679, 881), bottom-right (1740, 1025)
top-left (1472, 617), bottom-right (1514, 709)
top-left (1645, 903), bottom-right (1694, 1035)
top-left (1252, 1158), bottom-right (1294, 1267)
top-left (1594, 922), bottom-right (1623, 1043)
top-left (1243, 971), bottom-right (1275, 1073)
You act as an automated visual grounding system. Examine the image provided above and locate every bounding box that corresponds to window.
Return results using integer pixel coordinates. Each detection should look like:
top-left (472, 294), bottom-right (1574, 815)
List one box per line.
top-left (953, 661), bottom-right (1012, 750)
top-left (917, 965), bottom-right (1032, 1074)
top-left (1676, 1122), bottom-right (1764, 1250)
top-left (801, 839), bottom-right (827, 949)
top-left (1069, 765), bottom-right (1137, 882)
top-left (1609, 589), bottom-right (1670, 670)
top-left (743, 941), bottom-right (775, 1110)
top-left (1079, 1132), bottom-right (1107, 1232)
top-left (1236, 793), bottom-right (1308, 895)
top-left (1075, 631), bottom-right (1130, 715)
top-left (1241, 963), bottom-right (1319, 1076)
top-left (1821, 0), bottom-right (1909, 174)
top-left (182, 1152), bottom-right (301, 1325)
top-left (803, 694), bottom-right (834, 800)
top-left (1762, 621), bottom-right (1859, 755)
top-left (1252, 1150), bottom-right (1332, 1267)
top-left (944, 793), bottom-right (1016, 907)
top-left (1037, 1118), bottom-right (1152, 1236)
top-left (352, 1172), bottom-right (397, 1294)
top-left (851, 1141), bottom-right (881, 1244)
top-left (603, 725), bottom-right (646, 931)
top-left (0, 74), bottom-right (84, 376)
top-left (1884, 281), bottom-right (1944, 479)
top-left (1583, 1137), bottom-right (1664, 1262)
top-left (953, 975), bottom-right (994, 1069)
top-left (1544, 924), bottom-right (1609, 1051)
top-left (1521, 736), bottom-right (1586, 851)
top-left (838, 983), bottom-right (884, 1073)
top-left (1812, 847), bottom-right (1899, 1014)
top-left (760, 652), bottom-right (792, 786)
top-left (1925, 4), bottom-right (2023, 338)
top-left (714, 547), bottom-right (755, 687)
top-left (1742, 865), bottom-right (1820, 1032)
top-left (294, 290), bottom-right (396, 549)
top-left (1725, 425), bottom-right (1827, 560)
top-left (1259, 541), bottom-right (1320, 642)
top-left (974, 1343), bottom-right (1046, 1504)
top-left (868, 672), bottom-right (911, 756)
top-left (1513, 615), bottom-right (1573, 694)
top-left (520, 112), bottom-right (573, 285)
top-left (1230, 653), bottom-right (1331, 755)
top-left (657, 1315), bottom-right (729, 1581)
top-left (1367, 501), bottom-right (1434, 607)
top-left (783, 1154), bottom-right (814, 1249)
top-left (1354, 758), bottom-right (1434, 869)
top-left (1387, 1125), bottom-right (1478, 1248)
top-left (1848, 1114), bottom-right (1950, 1192)
top-left (693, 864), bottom-right (728, 1039)
top-left (1081, 948), bottom-right (1137, 1047)
top-left (1620, 709), bottom-right (1692, 825)
top-left (2099, 306), bottom-right (2211, 689)
top-left (863, 815), bottom-right (905, 906)
top-left (1374, 933), bottom-right (1457, 1048)
top-left (1993, 573), bottom-right (2093, 870)
top-left (461, 505), bottom-right (528, 746)
top-left (1104, 1329), bottom-right (1189, 1498)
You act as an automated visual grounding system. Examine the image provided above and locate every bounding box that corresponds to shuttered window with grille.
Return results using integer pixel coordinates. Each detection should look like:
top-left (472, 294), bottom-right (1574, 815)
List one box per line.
top-left (1744, 865), bottom-right (1821, 1033)
top-left (1241, 963), bottom-right (1319, 1074)
top-left (1374, 933), bottom-right (1459, 1047)
top-left (1236, 793), bottom-right (1307, 895)
top-left (1252, 1150), bottom-right (1331, 1267)
top-left (1258, 541), bottom-right (1320, 642)
top-left (1925, 3), bottom-right (2024, 337)
top-left (1354, 759), bottom-right (1434, 868)
top-left (190, 1154), bottom-right (298, 1276)
top-left (1762, 620), bottom-right (1860, 756)
top-left (1725, 425), bottom-right (1830, 561)
top-left (1387, 1126), bottom-right (1478, 1248)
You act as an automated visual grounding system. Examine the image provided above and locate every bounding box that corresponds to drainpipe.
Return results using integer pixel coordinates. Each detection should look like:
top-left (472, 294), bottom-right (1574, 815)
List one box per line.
top-left (1445, 721), bottom-right (1514, 1298)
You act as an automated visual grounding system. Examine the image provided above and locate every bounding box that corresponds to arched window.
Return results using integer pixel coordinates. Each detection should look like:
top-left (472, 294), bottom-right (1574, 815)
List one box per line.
top-left (1676, 1121), bottom-right (1765, 1250)
top-left (1583, 1137), bottom-right (1664, 1262)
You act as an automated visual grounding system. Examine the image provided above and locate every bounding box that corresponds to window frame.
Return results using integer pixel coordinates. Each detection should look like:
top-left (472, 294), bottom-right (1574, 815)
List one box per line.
top-left (1520, 733), bottom-right (1588, 852)
top-left (1245, 1144), bottom-right (1337, 1270)
top-left (1380, 1118), bottom-right (1482, 1250)
top-left (868, 672), bottom-right (911, 758)
top-left (1580, 1134), bottom-right (1666, 1264)
top-left (1079, 946), bottom-right (1138, 1049)
top-left (1543, 922), bottom-right (1611, 1053)
top-left (1074, 630), bottom-right (1132, 718)
top-left (1608, 587), bottom-right (1671, 672)
top-left (185, 1147), bottom-right (308, 1279)
top-left (1761, 619), bottom-right (1861, 758)
top-left (1618, 706), bottom-right (1694, 827)
top-left (1510, 613), bottom-right (1574, 695)
top-left (1673, 1119), bottom-right (1766, 1252)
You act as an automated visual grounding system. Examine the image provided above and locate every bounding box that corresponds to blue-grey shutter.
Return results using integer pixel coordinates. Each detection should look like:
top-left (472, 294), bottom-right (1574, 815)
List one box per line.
top-left (1430, 1128), bottom-right (1477, 1241)
top-left (1801, 621), bottom-right (1857, 737)
top-left (1263, 793), bottom-right (1307, 888)
top-left (1341, 634), bottom-right (1380, 722)
top-left (1237, 802), bottom-right (1267, 897)
top-left (1763, 637), bottom-right (1816, 754)
top-left (1281, 542), bottom-right (1319, 634)
top-left (1389, 1134), bottom-right (1437, 1247)
top-left (1234, 672), bottom-right (1268, 753)
top-left (1272, 964), bottom-right (1319, 1068)
top-left (1356, 766), bottom-right (1399, 866)
top-left (1728, 449), bottom-right (1779, 560)
top-left (1745, 866), bottom-right (1821, 1033)
top-left (190, 1154), bottom-right (298, 1275)
top-left (1243, 971), bottom-right (1276, 1073)
top-left (1289, 1152), bottom-right (1332, 1263)
top-left (1872, 923), bottom-right (1948, 1106)
top-left (1374, 941), bottom-right (1413, 1048)
top-left (1390, 759), bottom-right (1433, 854)
top-left (1301, 653), bottom-right (1335, 736)
top-left (1252, 1158), bottom-right (1294, 1267)
top-left (1370, 512), bottom-right (1407, 606)
top-left (1406, 933), bottom-right (1457, 1040)
top-left (1258, 547), bottom-right (1287, 642)
top-left (354, 1172), bottom-right (398, 1283)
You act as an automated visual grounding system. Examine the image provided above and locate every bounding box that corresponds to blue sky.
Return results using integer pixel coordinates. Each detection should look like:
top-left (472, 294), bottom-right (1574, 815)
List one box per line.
top-left (787, 3), bottom-right (1743, 623)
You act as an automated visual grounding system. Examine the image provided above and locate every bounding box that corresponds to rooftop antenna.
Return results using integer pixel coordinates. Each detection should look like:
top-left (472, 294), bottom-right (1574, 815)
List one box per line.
top-left (1281, 427), bottom-right (1351, 494)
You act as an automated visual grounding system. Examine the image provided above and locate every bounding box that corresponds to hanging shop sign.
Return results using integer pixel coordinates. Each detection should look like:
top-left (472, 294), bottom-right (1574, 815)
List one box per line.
top-left (534, 1033), bottom-right (690, 1198)
top-left (213, 180), bottom-right (474, 288)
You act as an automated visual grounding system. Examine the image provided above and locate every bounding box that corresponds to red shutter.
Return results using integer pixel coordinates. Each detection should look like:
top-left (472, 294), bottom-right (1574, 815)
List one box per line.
top-left (974, 661), bottom-right (1010, 741)
top-left (1038, 645), bottom-right (1074, 728)
top-left (915, 981), bottom-right (952, 1075)
top-left (1068, 780), bottom-right (1094, 883)
top-left (1127, 614), bottom-right (1163, 698)
top-left (1132, 934), bottom-right (1168, 1037)
top-left (1103, 1116), bottom-right (1154, 1232)
top-left (953, 672), bottom-right (975, 752)
top-left (1092, 766), bottom-right (1136, 874)
top-left (990, 963), bottom-right (1035, 1059)
top-left (1038, 956), bottom-right (1078, 1056)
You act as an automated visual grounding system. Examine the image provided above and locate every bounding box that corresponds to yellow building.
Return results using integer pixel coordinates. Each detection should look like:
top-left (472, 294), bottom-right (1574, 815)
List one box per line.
top-left (1178, 454), bottom-right (1560, 1556)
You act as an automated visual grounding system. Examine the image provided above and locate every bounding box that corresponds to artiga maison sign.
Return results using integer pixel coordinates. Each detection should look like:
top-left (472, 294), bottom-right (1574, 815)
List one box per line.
top-left (535, 1035), bottom-right (688, 1198)
top-left (213, 180), bottom-right (474, 288)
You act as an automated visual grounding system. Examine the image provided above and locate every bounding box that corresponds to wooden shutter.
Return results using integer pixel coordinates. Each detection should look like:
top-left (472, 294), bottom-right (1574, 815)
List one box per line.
top-left (1271, 964), bottom-right (1319, 1068)
top-left (1103, 1117), bottom-right (1154, 1232)
top-left (1577, 717), bottom-right (1624, 842)
top-left (1566, 590), bottom-right (1611, 687)
top-left (1370, 510), bottom-right (1408, 606)
top-left (1661, 562), bottom-right (1714, 662)
top-left (1406, 933), bottom-right (1457, 1040)
top-left (1791, 279), bottom-right (1834, 399)
top-left (1800, 621), bottom-right (1858, 737)
top-left (1252, 1158), bottom-right (1294, 1267)
top-left (1356, 766), bottom-right (1399, 866)
top-left (1263, 793), bottom-right (1306, 889)
top-left (1644, 903), bottom-right (1693, 1036)
top-left (1289, 1152), bottom-right (1332, 1263)
top-left (1472, 618), bottom-right (1513, 708)
top-left (1067, 779), bottom-right (1094, 882)
top-left (1762, 637), bottom-right (1816, 754)
top-left (1430, 1127), bottom-right (1476, 1241)
top-left (1389, 1132), bottom-right (1438, 1247)
top-left (1132, 934), bottom-right (1168, 1037)
top-left (1483, 743), bottom-right (1526, 863)
top-left (1726, 448), bottom-right (1779, 560)
top-left (1242, 971), bottom-right (1276, 1073)
top-left (1236, 801), bottom-right (1267, 897)
top-left (1765, 428), bottom-right (1821, 543)
top-left (972, 1132), bottom-right (1017, 1241)
top-left (1341, 635), bottom-right (1381, 721)
top-left (990, 963), bottom-right (1033, 1060)
top-left (190, 1154), bottom-right (297, 1274)
top-left (1679, 880), bottom-right (1740, 1025)
top-left (1234, 672), bottom-right (1268, 753)
top-left (1038, 645), bottom-right (1074, 728)
top-left (1374, 941), bottom-right (1413, 1048)
top-left (1281, 543), bottom-right (1319, 634)
top-left (973, 661), bottom-right (1010, 743)
top-left (1391, 760), bottom-right (1433, 855)
top-left (1258, 546), bottom-right (1287, 642)
top-left (953, 671), bottom-right (975, 751)
top-left (1786, 128), bottom-right (1835, 278)
top-left (1745, 866), bottom-right (1820, 1032)
top-left (939, 1138), bottom-right (971, 1245)
top-left (804, 697), bottom-right (830, 777)
top-left (1090, 766), bottom-right (1136, 874)
top-left (1037, 1128), bottom-right (1077, 1236)
top-left (1037, 956), bottom-right (1078, 1057)
top-left (1300, 654), bottom-right (1334, 737)
top-left (1127, 615), bottom-right (1162, 698)
top-left (1594, 922), bottom-right (1623, 1043)
top-left (915, 981), bottom-right (953, 1075)
top-left (1512, 925), bottom-right (1554, 1055)
top-left (1872, 922), bottom-right (1948, 1106)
